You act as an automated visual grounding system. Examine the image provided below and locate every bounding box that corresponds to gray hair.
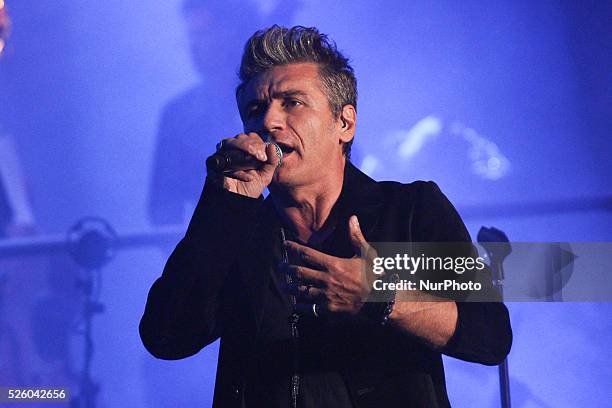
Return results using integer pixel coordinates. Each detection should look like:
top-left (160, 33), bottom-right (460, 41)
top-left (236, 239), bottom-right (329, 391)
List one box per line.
top-left (237, 25), bottom-right (357, 157)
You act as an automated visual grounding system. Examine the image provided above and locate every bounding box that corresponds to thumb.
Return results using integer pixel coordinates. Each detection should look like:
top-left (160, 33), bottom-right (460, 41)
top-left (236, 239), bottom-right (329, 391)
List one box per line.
top-left (264, 142), bottom-right (282, 169)
top-left (258, 142), bottom-right (282, 181)
top-left (349, 215), bottom-right (374, 258)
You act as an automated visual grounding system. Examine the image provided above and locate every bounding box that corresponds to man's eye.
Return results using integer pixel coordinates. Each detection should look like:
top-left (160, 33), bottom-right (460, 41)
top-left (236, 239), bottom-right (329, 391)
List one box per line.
top-left (285, 99), bottom-right (302, 108)
top-left (246, 105), bottom-right (262, 117)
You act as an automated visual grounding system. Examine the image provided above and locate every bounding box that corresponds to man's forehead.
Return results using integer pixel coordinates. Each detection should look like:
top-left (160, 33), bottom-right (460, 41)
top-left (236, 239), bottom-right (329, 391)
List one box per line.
top-left (243, 63), bottom-right (323, 98)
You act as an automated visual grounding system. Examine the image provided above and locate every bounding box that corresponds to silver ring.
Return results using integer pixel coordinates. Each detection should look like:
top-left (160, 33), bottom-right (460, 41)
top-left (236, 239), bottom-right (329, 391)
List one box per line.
top-left (312, 303), bottom-right (319, 318)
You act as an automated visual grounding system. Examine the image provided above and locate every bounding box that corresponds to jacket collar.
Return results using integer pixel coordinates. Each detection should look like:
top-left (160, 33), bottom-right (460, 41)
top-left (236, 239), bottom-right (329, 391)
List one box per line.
top-left (335, 160), bottom-right (383, 237)
top-left (261, 160), bottom-right (384, 237)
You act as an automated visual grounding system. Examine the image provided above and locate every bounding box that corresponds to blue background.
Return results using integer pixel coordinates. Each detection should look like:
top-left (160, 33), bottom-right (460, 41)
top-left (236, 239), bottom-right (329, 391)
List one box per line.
top-left (0, 0), bottom-right (610, 406)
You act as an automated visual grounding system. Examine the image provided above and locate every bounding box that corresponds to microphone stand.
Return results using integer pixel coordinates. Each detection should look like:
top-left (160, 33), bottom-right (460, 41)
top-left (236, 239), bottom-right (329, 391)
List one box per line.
top-left (73, 268), bottom-right (104, 408)
top-left (0, 221), bottom-right (185, 407)
top-left (67, 217), bottom-right (117, 408)
top-left (477, 226), bottom-right (512, 408)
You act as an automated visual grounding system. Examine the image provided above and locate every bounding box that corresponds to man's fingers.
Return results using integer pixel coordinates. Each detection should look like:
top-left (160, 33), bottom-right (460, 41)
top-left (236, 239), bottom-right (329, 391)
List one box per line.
top-left (223, 170), bottom-right (254, 182)
top-left (264, 142), bottom-right (282, 168)
top-left (220, 133), bottom-right (268, 161)
top-left (348, 215), bottom-right (377, 260)
top-left (283, 284), bottom-right (325, 301)
top-left (284, 240), bottom-right (334, 270)
top-left (280, 263), bottom-right (328, 286)
top-left (253, 142), bottom-right (281, 181)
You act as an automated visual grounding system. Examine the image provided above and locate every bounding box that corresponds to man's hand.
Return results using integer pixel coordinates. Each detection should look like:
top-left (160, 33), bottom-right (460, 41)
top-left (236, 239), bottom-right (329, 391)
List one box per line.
top-left (282, 215), bottom-right (378, 315)
top-left (210, 132), bottom-right (280, 198)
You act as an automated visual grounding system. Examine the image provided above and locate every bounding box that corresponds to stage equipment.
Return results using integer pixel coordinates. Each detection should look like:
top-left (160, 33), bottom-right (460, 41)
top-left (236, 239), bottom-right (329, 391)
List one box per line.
top-left (478, 226), bottom-right (512, 408)
top-left (0, 220), bottom-right (183, 407)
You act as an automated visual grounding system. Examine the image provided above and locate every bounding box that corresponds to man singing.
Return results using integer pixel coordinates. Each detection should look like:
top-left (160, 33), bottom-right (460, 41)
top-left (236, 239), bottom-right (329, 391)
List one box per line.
top-left (140, 25), bottom-right (512, 408)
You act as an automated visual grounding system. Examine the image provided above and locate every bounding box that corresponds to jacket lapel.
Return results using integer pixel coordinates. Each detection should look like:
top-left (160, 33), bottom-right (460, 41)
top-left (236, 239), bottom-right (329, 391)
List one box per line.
top-left (241, 199), bottom-right (280, 336)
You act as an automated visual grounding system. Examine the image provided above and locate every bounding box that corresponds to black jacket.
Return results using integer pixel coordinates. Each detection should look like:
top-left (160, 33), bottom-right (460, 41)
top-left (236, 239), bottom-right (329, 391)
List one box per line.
top-left (140, 162), bottom-right (512, 407)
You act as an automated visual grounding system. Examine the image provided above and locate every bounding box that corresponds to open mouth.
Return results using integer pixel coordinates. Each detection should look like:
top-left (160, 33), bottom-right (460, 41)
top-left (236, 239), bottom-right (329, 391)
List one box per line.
top-left (277, 143), bottom-right (295, 155)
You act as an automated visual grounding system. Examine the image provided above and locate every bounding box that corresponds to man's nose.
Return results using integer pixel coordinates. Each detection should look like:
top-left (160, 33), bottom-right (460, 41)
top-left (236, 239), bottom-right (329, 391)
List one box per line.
top-left (261, 102), bottom-right (285, 135)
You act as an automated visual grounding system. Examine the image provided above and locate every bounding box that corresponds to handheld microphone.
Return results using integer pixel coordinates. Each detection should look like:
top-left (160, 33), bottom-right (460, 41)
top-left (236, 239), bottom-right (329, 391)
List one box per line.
top-left (206, 142), bottom-right (283, 173)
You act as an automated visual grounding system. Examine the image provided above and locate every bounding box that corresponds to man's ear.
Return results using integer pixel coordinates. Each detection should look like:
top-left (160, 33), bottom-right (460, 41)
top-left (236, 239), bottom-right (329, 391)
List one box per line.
top-left (338, 104), bottom-right (356, 144)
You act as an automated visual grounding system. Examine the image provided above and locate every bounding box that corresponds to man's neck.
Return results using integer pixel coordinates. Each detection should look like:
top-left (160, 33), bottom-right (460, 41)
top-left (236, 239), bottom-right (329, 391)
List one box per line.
top-left (270, 161), bottom-right (346, 245)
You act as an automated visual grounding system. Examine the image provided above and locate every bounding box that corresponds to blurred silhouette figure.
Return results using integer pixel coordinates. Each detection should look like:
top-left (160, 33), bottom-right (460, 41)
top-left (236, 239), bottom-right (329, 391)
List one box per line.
top-left (1, 1), bottom-right (36, 238)
top-left (0, 4), bottom-right (80, 394)
top-left (0, 1), bottom-right (26, 387)
top-left (149, 0), bottom-right (301, 226)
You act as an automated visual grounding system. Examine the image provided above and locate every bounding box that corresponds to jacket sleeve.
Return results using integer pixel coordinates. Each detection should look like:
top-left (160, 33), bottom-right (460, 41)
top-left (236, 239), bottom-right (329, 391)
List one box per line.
top-left (139, 178), bottom-right (263, 360)
top-left (412, 181), bottom-right (512, 365)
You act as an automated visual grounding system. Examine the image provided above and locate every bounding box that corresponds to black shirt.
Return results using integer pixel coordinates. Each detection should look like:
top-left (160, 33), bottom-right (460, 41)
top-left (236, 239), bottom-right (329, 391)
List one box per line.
top-left (245, 226), bottom-right (355, 408)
